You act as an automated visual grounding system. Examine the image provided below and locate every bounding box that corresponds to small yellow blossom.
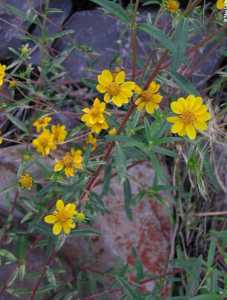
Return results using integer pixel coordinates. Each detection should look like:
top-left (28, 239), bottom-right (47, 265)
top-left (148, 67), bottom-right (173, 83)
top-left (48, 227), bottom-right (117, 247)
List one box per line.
top-left (86, 133), bottom-right (97, 151)
top-left (9, 79), bottom-right (17, 89)
top-left (135, 81), bottom-right (163, 114)
top-left (20, 44), bottom-right (31, 57)
top-left (167, 95), bottom-right (211, 140)
top-left (75, 211), bottom-right (86, 222)
top-left (44, 199), bottom-right (77, 235)
top-left (81, 98), bottom-right (109, 134)
top-left (33, 116), bottom-right (52, 133)
top-left (108, 128), bottom-right (117, 136)
top-left (32, 129), bottom-right (56, 156)
top-left (216, 0), bottom-right (224, 9)
top-left (54, 148), bottom-right (83, 177)
top-left (97, 69), bottom-right (135, 107)
top-left (19, 173), bottom-right (33, 190)
top-left (51, 124), bottom-right (67, 144)
top-left (0, 64), bottom-right (6, 87)
top-left (165, 0), bottom-right (180, 13)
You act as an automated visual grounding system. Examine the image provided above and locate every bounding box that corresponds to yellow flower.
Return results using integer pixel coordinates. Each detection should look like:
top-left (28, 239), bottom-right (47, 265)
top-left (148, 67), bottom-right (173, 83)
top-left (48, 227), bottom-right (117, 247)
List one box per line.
top-left (44, 199), bottom-right (77, 235)
top-left (81, 98), bottom-right (109, 134)
top-left (135, 81), bottom-right (163, 114)
top-left (54, 148), bottom-right (83, 177)
top-left (33, 116), bottom-right (52, 133)
top-left (0, 64), bottom-right (6, 87)
top-left (216, 0), bottom-right (224, 9)
top-left (19, 173), bottom-right (33, 190)
top-left (165, 0), bottom-right (179, 13)
top-left (9, 79), bottom-right (17, 89)
top-left (20, 44), bottom-right (30, 57)
top-left (108, 128), bottom-right (117, 136)
top-left (97, 69), bottom-right (135, 107)
top-left (167, 95), bottom-right (211, 140)
top-left (86, 133), bottom-right (97, 151)
top-left (51, 125), bottom-right (67, 144)
top-left (32, 129), bottom-right (56, 156)
top-left (75, 211), bottom-right (86, 223)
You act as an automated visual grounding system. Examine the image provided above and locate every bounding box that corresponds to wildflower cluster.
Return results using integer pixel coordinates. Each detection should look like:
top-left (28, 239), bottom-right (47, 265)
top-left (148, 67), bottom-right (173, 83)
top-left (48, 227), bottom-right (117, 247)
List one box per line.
top-left (44, 199), bottom-right (85, 235)
top-left (32, 116), bottom-right (67, 156)
top-left (81, 69), bottom-right (211, 142)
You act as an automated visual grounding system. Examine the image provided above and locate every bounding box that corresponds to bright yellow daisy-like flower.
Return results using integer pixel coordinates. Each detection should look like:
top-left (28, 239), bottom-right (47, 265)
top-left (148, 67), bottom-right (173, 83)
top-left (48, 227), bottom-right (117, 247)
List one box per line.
top-left (32, 129), bottom-right (56, 156)
top-left (54, 148), bottom-right (83, 177)
top-left (165, 0), bottom-right (180, 13)
top-left (0, 64), bottom-right (6, 86)
top-left (51, 124), bottom-right (67, 144)
top-left (216, 0), bottom-right (224, 9)
top-left (33, 116), bottom-right (52, 133)
top-left (44, 199), bottom-right (77, 235)
top-left (97, 69), bottom-right (135, 107)
top-left (19, 173), bottom-right (33, 190)
top-left (167, 95), bottom-right (211, 140)
top-left (81, 98), bottom-right (109, 134)
top-left (135, 81), bottom-right (163, 114)
top-left (86, 133), bottom-right (97, 151)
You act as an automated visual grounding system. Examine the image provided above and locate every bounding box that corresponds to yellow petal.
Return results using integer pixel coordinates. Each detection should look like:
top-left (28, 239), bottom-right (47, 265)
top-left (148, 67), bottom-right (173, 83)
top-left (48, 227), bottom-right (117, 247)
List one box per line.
top-left (44, 215), bottom-right (57, 224)
top-left (52, 222), bottom-right (62, 235)
top-left (56, 199), bottom-right (64, 211)
top-left (98, 70), bottom-right (113, 85)
top-left (96, 84), bottom-right (106, 93)
top-left (171, 121), bottom-right (184, 133)
top-left (171, 100), bottom-right (185, 114)
top-left (104, 93), bottom-right (110, 103)
top-left (65, 167), bottom-right (74, 177)
top-left (167, 116), bottom-right (180, 123)
top-left (186, 124), bottom-right (196, 140)
top-left (146, 103), bottom-right (156, 114)
top-left (62, 222), bottom-right (71, 234)
top-left (115, 71), bottom-right (125, 84)
top-left (216, 0), bottom-right (224, 10)
top-left (54, 160), bottom-right (64, 172)
top-left (148, 81), bottom-right (160, 93)
top-left (194, 121), bottom-right (208, 131)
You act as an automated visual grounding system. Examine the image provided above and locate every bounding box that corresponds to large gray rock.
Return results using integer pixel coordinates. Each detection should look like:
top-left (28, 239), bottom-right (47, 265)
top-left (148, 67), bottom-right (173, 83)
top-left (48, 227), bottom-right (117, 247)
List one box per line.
top-left (0, 0), bottom-right (72, 61)
top-left (57, 9), bottom-right (223, 90)
top-left (0, 145), bottom-right (172, 298)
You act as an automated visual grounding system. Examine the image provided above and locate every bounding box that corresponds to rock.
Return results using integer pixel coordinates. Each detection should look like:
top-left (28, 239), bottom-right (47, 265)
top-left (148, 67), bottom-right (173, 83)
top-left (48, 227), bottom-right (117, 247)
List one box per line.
top-left (62, 162), bottom-right (172, 297)
top-left (0, 145), bottom-right (172, 298)
top-left (57, 9), bottom-right (223, 90)
top-left (0, 0), bottom-right (72, 61)
top-left (0, 0), bottom-right (44, 60)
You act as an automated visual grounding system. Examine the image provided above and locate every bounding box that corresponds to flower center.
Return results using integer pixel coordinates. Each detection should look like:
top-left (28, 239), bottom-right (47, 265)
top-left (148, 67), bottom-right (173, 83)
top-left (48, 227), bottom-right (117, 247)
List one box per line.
top-left (107, 82), bottom-right (120, 96)
top-left (141, 90), bottom-right (153, 102)
top-left (55, 209), bottom-right (70, 223)
top-left (181, 111), bottom-right (195, 124)
top-left (40, 137), bottom-right (49, 147)
top-left (63, 154), bottom-right (74, 168)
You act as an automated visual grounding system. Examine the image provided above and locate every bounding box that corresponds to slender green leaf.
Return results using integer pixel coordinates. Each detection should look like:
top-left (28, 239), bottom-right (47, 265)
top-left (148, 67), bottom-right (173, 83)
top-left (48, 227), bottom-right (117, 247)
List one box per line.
top-left (169, 71), bottom-right (199, 95)
top-left (6, 113), bottom-right (28, 133)
top-left (139, 23), bottom-right (175, 53)
top-left (90, 0), bottom-right (130, 23)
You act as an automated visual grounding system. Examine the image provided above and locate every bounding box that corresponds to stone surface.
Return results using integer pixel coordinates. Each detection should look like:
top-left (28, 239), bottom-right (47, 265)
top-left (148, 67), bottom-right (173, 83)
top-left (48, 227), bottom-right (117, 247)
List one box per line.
top-left (62, 162), bottom-right (172, 296)
top-left (0, 145), bottom-right (172, 298)
top-left (56, 8), bottom-right (223, 90)
top-left (0, 0), bottom-right (72, 61)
